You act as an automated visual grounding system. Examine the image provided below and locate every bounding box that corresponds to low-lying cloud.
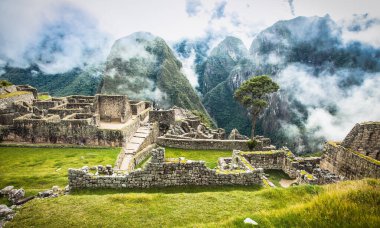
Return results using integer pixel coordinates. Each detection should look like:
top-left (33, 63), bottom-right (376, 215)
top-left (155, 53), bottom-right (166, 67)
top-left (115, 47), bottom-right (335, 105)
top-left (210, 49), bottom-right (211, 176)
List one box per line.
top-left (278, 64), bottom-right (380, 144)
top-left (0, 1), bottom-right (111, 75)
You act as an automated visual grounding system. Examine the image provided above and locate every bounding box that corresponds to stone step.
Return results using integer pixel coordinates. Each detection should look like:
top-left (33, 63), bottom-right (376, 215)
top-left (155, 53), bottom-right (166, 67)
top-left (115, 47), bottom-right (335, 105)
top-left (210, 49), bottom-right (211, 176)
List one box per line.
top-left (136, 128), bottom-right (150, 134)
top-left (125, 143), bottom-right (140, 151)
top-left (134, 132), bottom-right (149, 138)
top-left (130, 137), bottom-right (146, 144)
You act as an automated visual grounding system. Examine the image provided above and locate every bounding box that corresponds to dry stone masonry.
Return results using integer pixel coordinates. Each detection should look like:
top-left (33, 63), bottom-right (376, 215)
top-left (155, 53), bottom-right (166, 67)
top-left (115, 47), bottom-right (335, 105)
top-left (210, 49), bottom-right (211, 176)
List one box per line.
top-left (69, 148), bottom-right (263, 189)
top-left (1, 84), bottom-right (379, 189)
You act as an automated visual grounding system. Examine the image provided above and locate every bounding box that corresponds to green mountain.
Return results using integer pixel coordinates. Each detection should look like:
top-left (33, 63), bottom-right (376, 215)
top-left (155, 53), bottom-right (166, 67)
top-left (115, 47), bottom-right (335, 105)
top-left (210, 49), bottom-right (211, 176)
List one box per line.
top-left (200, 36), bottom-right (256, 134)
top-left (100, 32), bottom-right (209, 115)
top-left (200, 15), bottom-right (380, 153)
top-left (0, 65), bottom-right (103, 96)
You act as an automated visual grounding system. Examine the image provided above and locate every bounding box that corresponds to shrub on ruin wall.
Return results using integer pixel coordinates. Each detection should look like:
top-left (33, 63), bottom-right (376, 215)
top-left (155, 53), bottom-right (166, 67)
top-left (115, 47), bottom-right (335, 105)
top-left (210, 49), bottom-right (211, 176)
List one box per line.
top-left (0, 80), bottom-right (12, 87)
top-left (247, 139), bottom-right (258, 150)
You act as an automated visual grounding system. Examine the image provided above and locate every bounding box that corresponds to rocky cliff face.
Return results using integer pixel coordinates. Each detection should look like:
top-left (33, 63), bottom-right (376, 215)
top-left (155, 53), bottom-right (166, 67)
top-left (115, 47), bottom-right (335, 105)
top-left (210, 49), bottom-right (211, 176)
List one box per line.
top-left (100, 32), bottom-right (209, 117)
top-left (199, 15), bottom-right (380, 153)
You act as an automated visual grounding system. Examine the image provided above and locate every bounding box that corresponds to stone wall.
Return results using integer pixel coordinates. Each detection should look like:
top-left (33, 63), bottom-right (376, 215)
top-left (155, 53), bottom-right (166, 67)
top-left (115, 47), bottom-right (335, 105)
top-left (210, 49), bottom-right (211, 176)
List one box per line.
top-left (9, 114), bottom-right (126, 146)
top-left (320, 142), bottom-right (380, 180)
top-left (66, 95), bottom-right (95, 104)
top-left (240, 150), bottom-right (321, 179)
top-left (149, 110), bottom-right (175, 134)
top-left (157, 137), bottom-right (262, 151)
top-left (130, 101), bottom-right (149, 116)
top-left (0, 92), bottom-right (34, 109)
top-left (69, 148), bottom-right (263, 189)
top-left (94, 95), bottom-right (132, 123)
top-left (34, 101), bottom-right (59, 110)
top-left (0, 85), bottom-right (17, 94)
top-left (341, 122), bottom-right (380, 160)
top-left (242, 151), bottom-right (286, 170)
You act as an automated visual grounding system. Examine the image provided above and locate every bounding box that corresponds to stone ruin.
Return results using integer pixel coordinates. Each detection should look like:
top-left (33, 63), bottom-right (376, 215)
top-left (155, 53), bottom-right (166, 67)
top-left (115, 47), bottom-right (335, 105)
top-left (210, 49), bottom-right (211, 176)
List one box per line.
top-left (1, 84), bottom-right (379, 189)
top-left (68, 147), bottom-right (263, 189)
top-left (149, 106), bottom-right (276, 151)
top-left (0, 85), bottom-right (153, 147)
top-left (320, 122), bottom-right (380, 180)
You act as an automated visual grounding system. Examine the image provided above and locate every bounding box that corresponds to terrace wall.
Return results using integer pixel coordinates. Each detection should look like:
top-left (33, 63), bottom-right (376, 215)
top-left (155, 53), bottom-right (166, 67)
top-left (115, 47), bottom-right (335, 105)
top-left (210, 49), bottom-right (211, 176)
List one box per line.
top-left (9, 114), bottom-right (126, 146)
top-left (94, 95), bottom-right (132, 123)
top-left (341, 122), bottom-right (380, 160)
top-left (156, 137), bottom-right (271, 151)
top-left (69, 148), bottom-right (263, 189)
top-left (320, 142), bottom-right (380, 180)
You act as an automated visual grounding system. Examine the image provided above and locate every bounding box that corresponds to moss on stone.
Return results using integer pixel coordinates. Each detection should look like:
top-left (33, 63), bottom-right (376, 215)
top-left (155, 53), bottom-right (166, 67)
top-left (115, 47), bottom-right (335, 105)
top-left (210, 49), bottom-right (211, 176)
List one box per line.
top-left (0, 91), bottom-right (31, 99)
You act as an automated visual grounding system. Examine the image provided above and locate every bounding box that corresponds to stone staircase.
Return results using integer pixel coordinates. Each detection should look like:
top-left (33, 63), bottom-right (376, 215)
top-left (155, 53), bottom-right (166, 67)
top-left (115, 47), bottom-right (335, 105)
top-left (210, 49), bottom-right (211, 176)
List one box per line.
top-left (118, 124), bottom-right (154, 170)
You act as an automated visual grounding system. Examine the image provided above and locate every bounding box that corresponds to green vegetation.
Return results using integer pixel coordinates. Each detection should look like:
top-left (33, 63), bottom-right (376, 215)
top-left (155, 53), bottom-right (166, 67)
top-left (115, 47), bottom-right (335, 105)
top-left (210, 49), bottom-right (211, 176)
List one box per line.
top-left (300, 170), bottom-right (314, 180)
top-left (265, 169), bottom-right (292, 187)
top-left (37, 94), bottom-right (51, 101)
top-left (0, 80), bottom-right (12, 87)
top-left (0, 91), bottom-right (31, 99)
top-left (165, 147), bottom-right (231, 169)
top-left (234, 75), bottom-right (280, 138)
top-left (246, 139), bottom-right (257, 150)
top-left (301, 151), bottom-right (323, 157)
top-left (0, 147), bottom-right (119, 194)
top-left (135, 155), bottom-right (152, 169)
top-left (5, 179), bottom-right (379, 227)
top-left (191, 109), bottom-right (215, 128)
top-left (0, 65), bottom-right (103, 97)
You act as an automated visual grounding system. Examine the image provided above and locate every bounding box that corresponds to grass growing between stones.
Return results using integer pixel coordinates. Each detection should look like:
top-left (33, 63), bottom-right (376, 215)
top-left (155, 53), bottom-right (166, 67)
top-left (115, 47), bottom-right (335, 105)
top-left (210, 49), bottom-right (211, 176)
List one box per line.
top-left (265, 169), bottom-right (292, 187)
top-left (0, 147), bottom-right (120, 194)
top-left (6, 179), bottom-right (380, 227)
top-left (37, 94), bottom-right (51, 100)
top-left (165, 147), bottom-right (231, 169)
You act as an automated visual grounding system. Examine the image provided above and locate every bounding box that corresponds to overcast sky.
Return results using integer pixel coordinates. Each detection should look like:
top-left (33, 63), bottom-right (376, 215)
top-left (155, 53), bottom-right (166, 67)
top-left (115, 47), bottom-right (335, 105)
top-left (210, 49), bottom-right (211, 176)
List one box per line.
top-left (1, 0), bottom-right (380, 44)
top-left (0, 0), bottom-right (379, 71)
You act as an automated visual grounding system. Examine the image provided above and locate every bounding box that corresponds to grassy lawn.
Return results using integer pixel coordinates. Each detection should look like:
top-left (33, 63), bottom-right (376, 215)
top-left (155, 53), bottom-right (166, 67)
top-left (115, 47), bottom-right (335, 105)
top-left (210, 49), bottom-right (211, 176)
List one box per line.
top-left (0, 147), bottom-right (120, 194)
top-left (265, 169), bottom-right (293, 187)
top-left (165, 147), bottom-right (232, 169)
top-left (5, 179), bottom-right (379, 227)
top-left (0, 91), bottom-right (31, 99)
top-left (37, 94), bottom-right (51, 100)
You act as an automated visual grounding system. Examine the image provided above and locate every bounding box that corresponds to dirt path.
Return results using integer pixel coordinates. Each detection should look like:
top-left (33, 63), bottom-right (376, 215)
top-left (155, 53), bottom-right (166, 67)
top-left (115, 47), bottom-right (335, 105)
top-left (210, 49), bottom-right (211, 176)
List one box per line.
top-left (279, 179), bottom-right (297, 188)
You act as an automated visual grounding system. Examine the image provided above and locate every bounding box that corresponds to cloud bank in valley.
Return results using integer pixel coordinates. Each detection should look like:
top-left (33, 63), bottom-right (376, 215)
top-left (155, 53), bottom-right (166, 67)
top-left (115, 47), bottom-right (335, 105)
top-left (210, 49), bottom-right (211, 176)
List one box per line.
top-left (278, 64), bottom-right (380, 143)
top-left (0, 0), bottom-right (112, 74)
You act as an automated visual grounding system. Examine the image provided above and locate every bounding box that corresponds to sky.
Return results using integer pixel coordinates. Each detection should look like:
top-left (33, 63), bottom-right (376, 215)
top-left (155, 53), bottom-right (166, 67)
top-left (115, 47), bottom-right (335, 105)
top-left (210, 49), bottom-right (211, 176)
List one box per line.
top-left (0, 0), bottom-right (379, 147)
top-left (1, 0), bottom-right (379, 60)
top-left (0, 0), bottom-right (378, 74)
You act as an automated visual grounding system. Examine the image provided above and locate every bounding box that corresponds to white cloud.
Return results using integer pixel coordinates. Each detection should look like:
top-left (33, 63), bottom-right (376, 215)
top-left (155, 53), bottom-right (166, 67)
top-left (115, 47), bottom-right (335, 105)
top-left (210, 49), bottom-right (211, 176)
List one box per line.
top-left (178, 49), bottom-right (199, 88)
top-left (278, 64), bottom-right (380, 141)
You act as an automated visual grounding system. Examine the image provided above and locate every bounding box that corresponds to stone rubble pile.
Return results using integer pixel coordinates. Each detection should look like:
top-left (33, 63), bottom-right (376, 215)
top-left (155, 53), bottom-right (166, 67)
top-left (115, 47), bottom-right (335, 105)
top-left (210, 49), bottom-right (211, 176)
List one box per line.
top-left (0, 185), bottom-right (69, 227)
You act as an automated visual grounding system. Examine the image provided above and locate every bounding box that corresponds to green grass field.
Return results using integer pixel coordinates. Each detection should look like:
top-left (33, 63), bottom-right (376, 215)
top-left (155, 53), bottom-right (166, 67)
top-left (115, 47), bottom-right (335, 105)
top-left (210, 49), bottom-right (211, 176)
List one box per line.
top-left (1, 147), bottom-right (379, 227)
top-left (165, 147), bottom-right (231, 168)
top-left (4, 179), bottom-right (379, 227)
top-left (0, 147), bottom-right (120, 194)
top-left (265, 169), bottom-right (293, 187)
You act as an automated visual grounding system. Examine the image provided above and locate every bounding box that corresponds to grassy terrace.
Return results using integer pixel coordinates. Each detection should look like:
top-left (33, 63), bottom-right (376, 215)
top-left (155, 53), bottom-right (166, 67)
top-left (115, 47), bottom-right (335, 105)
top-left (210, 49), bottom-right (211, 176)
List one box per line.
top-left (0, 91), bottom-right (31, 99)
top-left (4, 179), bottom-right (380, 227)
top-left (165, 147), bottom-right (231, 169)
top-left (0, 147), bottom-right (120, 195)
top-left (0, 146), bottom-right (379, 226)
top-left (37, 94), bottom-right (51, 100)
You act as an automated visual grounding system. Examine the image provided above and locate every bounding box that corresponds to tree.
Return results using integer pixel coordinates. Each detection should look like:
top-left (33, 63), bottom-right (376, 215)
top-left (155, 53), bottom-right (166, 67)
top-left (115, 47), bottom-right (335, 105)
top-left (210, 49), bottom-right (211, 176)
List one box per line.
top-left (234, 75), bottom-right (279, 139)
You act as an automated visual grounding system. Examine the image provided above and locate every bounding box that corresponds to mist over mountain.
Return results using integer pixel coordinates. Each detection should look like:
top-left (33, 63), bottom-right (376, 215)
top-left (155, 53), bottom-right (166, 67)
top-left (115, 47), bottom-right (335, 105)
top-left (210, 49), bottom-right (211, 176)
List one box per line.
top-left (1, 7), bottom-right (379, 154)
top-left (176, 15), bottom-right (380, 153)
top-left (100, 32), bottom-right (209, 116)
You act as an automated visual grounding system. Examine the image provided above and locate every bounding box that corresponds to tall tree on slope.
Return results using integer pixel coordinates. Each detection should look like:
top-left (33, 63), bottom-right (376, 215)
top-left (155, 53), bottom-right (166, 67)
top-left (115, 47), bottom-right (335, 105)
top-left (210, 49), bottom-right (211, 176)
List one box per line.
top-left (234, 75), bottom-right (279, 139)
